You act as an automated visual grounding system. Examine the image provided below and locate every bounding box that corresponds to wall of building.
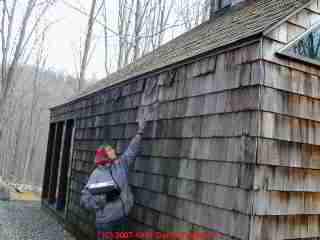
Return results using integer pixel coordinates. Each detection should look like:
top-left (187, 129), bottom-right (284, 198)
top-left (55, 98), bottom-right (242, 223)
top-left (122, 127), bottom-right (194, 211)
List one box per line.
top-left (44, 1), bottom-right (320, 240)
top-left (128, 42), bottom-right (261, 240)
top-left (47, 38), bottom-right (262, 240)
top-left (251, 0), bottom-right (320, 239)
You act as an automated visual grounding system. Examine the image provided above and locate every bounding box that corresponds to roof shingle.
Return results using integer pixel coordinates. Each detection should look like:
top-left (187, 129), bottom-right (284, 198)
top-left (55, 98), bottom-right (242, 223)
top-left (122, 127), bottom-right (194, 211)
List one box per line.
top-left (60, 0), bottom-right (310, 105)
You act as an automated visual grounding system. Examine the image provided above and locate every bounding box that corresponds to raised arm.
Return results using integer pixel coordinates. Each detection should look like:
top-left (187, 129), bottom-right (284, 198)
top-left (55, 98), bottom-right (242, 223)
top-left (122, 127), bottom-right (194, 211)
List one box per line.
top-left (119, 117), bottom-right (146, 168)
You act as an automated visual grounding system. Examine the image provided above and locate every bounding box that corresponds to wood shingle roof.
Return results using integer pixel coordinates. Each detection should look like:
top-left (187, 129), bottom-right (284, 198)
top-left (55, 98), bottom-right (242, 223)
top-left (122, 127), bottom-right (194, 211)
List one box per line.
top-left (59, 0), bottom-right (311, 105)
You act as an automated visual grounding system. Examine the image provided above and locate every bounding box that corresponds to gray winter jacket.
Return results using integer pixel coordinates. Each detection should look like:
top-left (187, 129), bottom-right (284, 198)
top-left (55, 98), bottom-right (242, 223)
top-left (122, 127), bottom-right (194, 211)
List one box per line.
top-left (80, 133), bottom-right (142, 227)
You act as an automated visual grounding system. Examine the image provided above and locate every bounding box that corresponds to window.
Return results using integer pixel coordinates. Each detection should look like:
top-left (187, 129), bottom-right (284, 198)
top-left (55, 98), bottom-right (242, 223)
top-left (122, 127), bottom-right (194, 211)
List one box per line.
top-left (220, 0), bottom-right (231, 8)
top-left (278, 22), bottom-right (320, 65)
top-left (210, 0), bottom-right (232, 13)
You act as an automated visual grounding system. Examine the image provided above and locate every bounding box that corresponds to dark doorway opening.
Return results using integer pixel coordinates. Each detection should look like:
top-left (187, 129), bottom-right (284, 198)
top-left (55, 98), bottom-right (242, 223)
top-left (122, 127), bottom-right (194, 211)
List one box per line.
top-left (48, 121), bottom-right (64, 204)
top-left (42, 123), bottom-right (56, 200)
top-left (56, 119), bottom-right (74, 211)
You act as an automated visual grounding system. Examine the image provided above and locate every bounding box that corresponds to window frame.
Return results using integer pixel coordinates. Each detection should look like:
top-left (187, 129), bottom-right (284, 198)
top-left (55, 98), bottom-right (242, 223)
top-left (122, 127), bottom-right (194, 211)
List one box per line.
top-left (220, 0), bottom-right (232, 8)
top-left (277, 21), bottom-right (320, 66)
top-left (211, 0), bottom-right (232, 13)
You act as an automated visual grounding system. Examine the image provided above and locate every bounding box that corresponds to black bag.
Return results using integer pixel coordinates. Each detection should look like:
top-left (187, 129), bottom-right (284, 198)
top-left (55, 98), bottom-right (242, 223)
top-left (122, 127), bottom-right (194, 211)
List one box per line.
top-left (87, 167), bottom-right (121, 202)
top-left (105, 188), bottom-right (121, 202)
top-left (87, 180), bottom-right (117, 195)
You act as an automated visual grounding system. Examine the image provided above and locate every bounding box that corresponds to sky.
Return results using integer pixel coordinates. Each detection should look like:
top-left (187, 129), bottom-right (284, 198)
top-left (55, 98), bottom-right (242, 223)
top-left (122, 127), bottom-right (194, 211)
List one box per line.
top-left (15, 0), bottom-right (205, 81)
top-left (44, 0), bottom-right (118, 80)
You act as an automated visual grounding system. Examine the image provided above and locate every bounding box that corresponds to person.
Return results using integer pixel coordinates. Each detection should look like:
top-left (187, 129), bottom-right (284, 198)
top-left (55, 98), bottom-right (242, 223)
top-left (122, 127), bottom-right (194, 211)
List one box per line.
top-left (80, 116), bottom-right (147, 240)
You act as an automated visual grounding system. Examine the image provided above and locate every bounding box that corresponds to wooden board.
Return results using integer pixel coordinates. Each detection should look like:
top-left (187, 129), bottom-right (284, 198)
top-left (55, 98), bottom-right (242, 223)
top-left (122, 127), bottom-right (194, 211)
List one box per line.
top-left (130, 171), bottom-right (252, 214)
top-left (133, 157), bottom-right (254, 189)
top-left (254, 165), bottom-right (320, 192)
top-left (260, 112), bottom-right (320, 145)
top-left (201, 111), bottom-right (259, 138)
top-left (261, 86), bottom-right (320, 122)
top-left (251, 215), bottom-right (320, 240)
top-left (132, 186), bottom-right (250, 239)
top-left (254, 191), bottom-right (320, 215)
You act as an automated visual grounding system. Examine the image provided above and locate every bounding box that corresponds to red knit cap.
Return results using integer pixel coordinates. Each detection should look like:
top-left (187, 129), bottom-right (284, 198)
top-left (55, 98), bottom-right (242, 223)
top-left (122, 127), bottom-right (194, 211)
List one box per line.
top-left (95, 145), bottom-right (116, 165)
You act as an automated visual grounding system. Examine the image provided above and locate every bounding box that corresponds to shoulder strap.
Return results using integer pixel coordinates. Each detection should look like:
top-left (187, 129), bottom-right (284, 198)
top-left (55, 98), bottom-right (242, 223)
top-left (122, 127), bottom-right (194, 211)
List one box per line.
top-left (108, 167), bottom-right (126, 217)
top-left (89, 165), bottom-right (96, 176)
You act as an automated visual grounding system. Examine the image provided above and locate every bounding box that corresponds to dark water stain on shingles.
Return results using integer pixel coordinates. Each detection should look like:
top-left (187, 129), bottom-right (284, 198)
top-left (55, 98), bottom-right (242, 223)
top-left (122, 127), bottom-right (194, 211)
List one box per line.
top-left (193, 180), bottom-right (204, 204)
top-left (162, 176), bottom-right (171, 195)
top-left (162, 145), bottom-right (184, 219)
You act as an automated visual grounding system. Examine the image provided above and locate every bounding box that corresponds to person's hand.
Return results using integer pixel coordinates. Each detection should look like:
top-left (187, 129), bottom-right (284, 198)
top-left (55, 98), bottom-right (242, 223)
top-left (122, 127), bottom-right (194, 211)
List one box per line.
top-left (138, 115), bottom-right (147, 133)
top-left (138, 100), bottom-right (158, 134)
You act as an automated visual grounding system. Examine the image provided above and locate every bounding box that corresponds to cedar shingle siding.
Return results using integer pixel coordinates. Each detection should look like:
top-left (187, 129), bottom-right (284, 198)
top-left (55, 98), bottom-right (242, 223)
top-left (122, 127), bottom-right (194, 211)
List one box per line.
top-left (42, 0), bottom-right (320, 239)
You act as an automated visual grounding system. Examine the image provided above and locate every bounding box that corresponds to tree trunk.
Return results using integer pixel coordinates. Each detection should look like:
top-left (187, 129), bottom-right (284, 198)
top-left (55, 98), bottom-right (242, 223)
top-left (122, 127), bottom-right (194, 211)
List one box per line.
top-left (79, 0), bottom-right (97, 92)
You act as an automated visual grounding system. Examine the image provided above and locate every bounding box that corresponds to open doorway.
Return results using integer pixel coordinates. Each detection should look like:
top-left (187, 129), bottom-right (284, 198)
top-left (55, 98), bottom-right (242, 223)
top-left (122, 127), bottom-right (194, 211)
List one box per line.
top-left (42, 123), bottom-right (56, 200)
top-left (48, 121), bottom-right (64, 204)
top-left (56, 119), bottom-right (74, 211)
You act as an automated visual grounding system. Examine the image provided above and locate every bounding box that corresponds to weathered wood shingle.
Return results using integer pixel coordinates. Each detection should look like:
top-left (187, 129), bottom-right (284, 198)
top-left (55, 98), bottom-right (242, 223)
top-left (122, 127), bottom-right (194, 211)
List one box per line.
top-left (58, 0), bottom-right (310, 106)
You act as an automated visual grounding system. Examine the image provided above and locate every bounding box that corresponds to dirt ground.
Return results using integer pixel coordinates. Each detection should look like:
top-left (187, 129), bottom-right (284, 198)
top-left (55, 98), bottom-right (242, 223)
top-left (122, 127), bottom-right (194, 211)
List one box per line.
top-left (0, 180), bottom-right (76, 240)
top-left (9, 191), bottom-right (41, 201)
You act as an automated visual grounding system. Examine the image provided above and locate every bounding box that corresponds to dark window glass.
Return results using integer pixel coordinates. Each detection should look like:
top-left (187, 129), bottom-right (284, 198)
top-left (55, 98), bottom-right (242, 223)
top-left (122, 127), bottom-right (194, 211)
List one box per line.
top-left (221, 0), bottom-right (231, 8)
top-left (281, 24), bottom-right (320, 63)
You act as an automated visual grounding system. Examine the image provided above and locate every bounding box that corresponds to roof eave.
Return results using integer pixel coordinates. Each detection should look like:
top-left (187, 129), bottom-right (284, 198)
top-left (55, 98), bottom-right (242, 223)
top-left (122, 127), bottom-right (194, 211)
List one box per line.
top-left (49, 32), bottom-right (264, 111)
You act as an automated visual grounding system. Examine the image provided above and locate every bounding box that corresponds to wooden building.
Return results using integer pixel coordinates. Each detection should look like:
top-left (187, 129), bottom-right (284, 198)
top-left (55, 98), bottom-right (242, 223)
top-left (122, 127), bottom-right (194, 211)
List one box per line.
top-left (41, 0), bottom-right (320, 239)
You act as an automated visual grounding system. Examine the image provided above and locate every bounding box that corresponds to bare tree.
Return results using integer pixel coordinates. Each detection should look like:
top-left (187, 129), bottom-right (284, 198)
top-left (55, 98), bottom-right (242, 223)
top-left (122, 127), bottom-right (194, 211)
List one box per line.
top-left (0, 0), bottom-right (56, 139)
top-left (143, 0), bottom-right (175, 52)
top-left (117, 0), bottom-right (134, 69)
top-left (0, 1), bottom-right (62, 184)
top-left (115, 0), bottom-right (176, 68)
top-left (175, 0), bottom-right (210, 31)
top-left (22, 28), bottom-right (48, 183)
top-left (78, 0), bottom-right (97, 92)
top-left (102, 0), bottom-right (110, 75)
top-left (63, 0), bottom-right (184, 74)
top-left (69, 0), bottom-right (105, 92)
top-left (9, 110), bottom-right (25, 182)
top-left (0, 86), bottom-right (26, 179)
